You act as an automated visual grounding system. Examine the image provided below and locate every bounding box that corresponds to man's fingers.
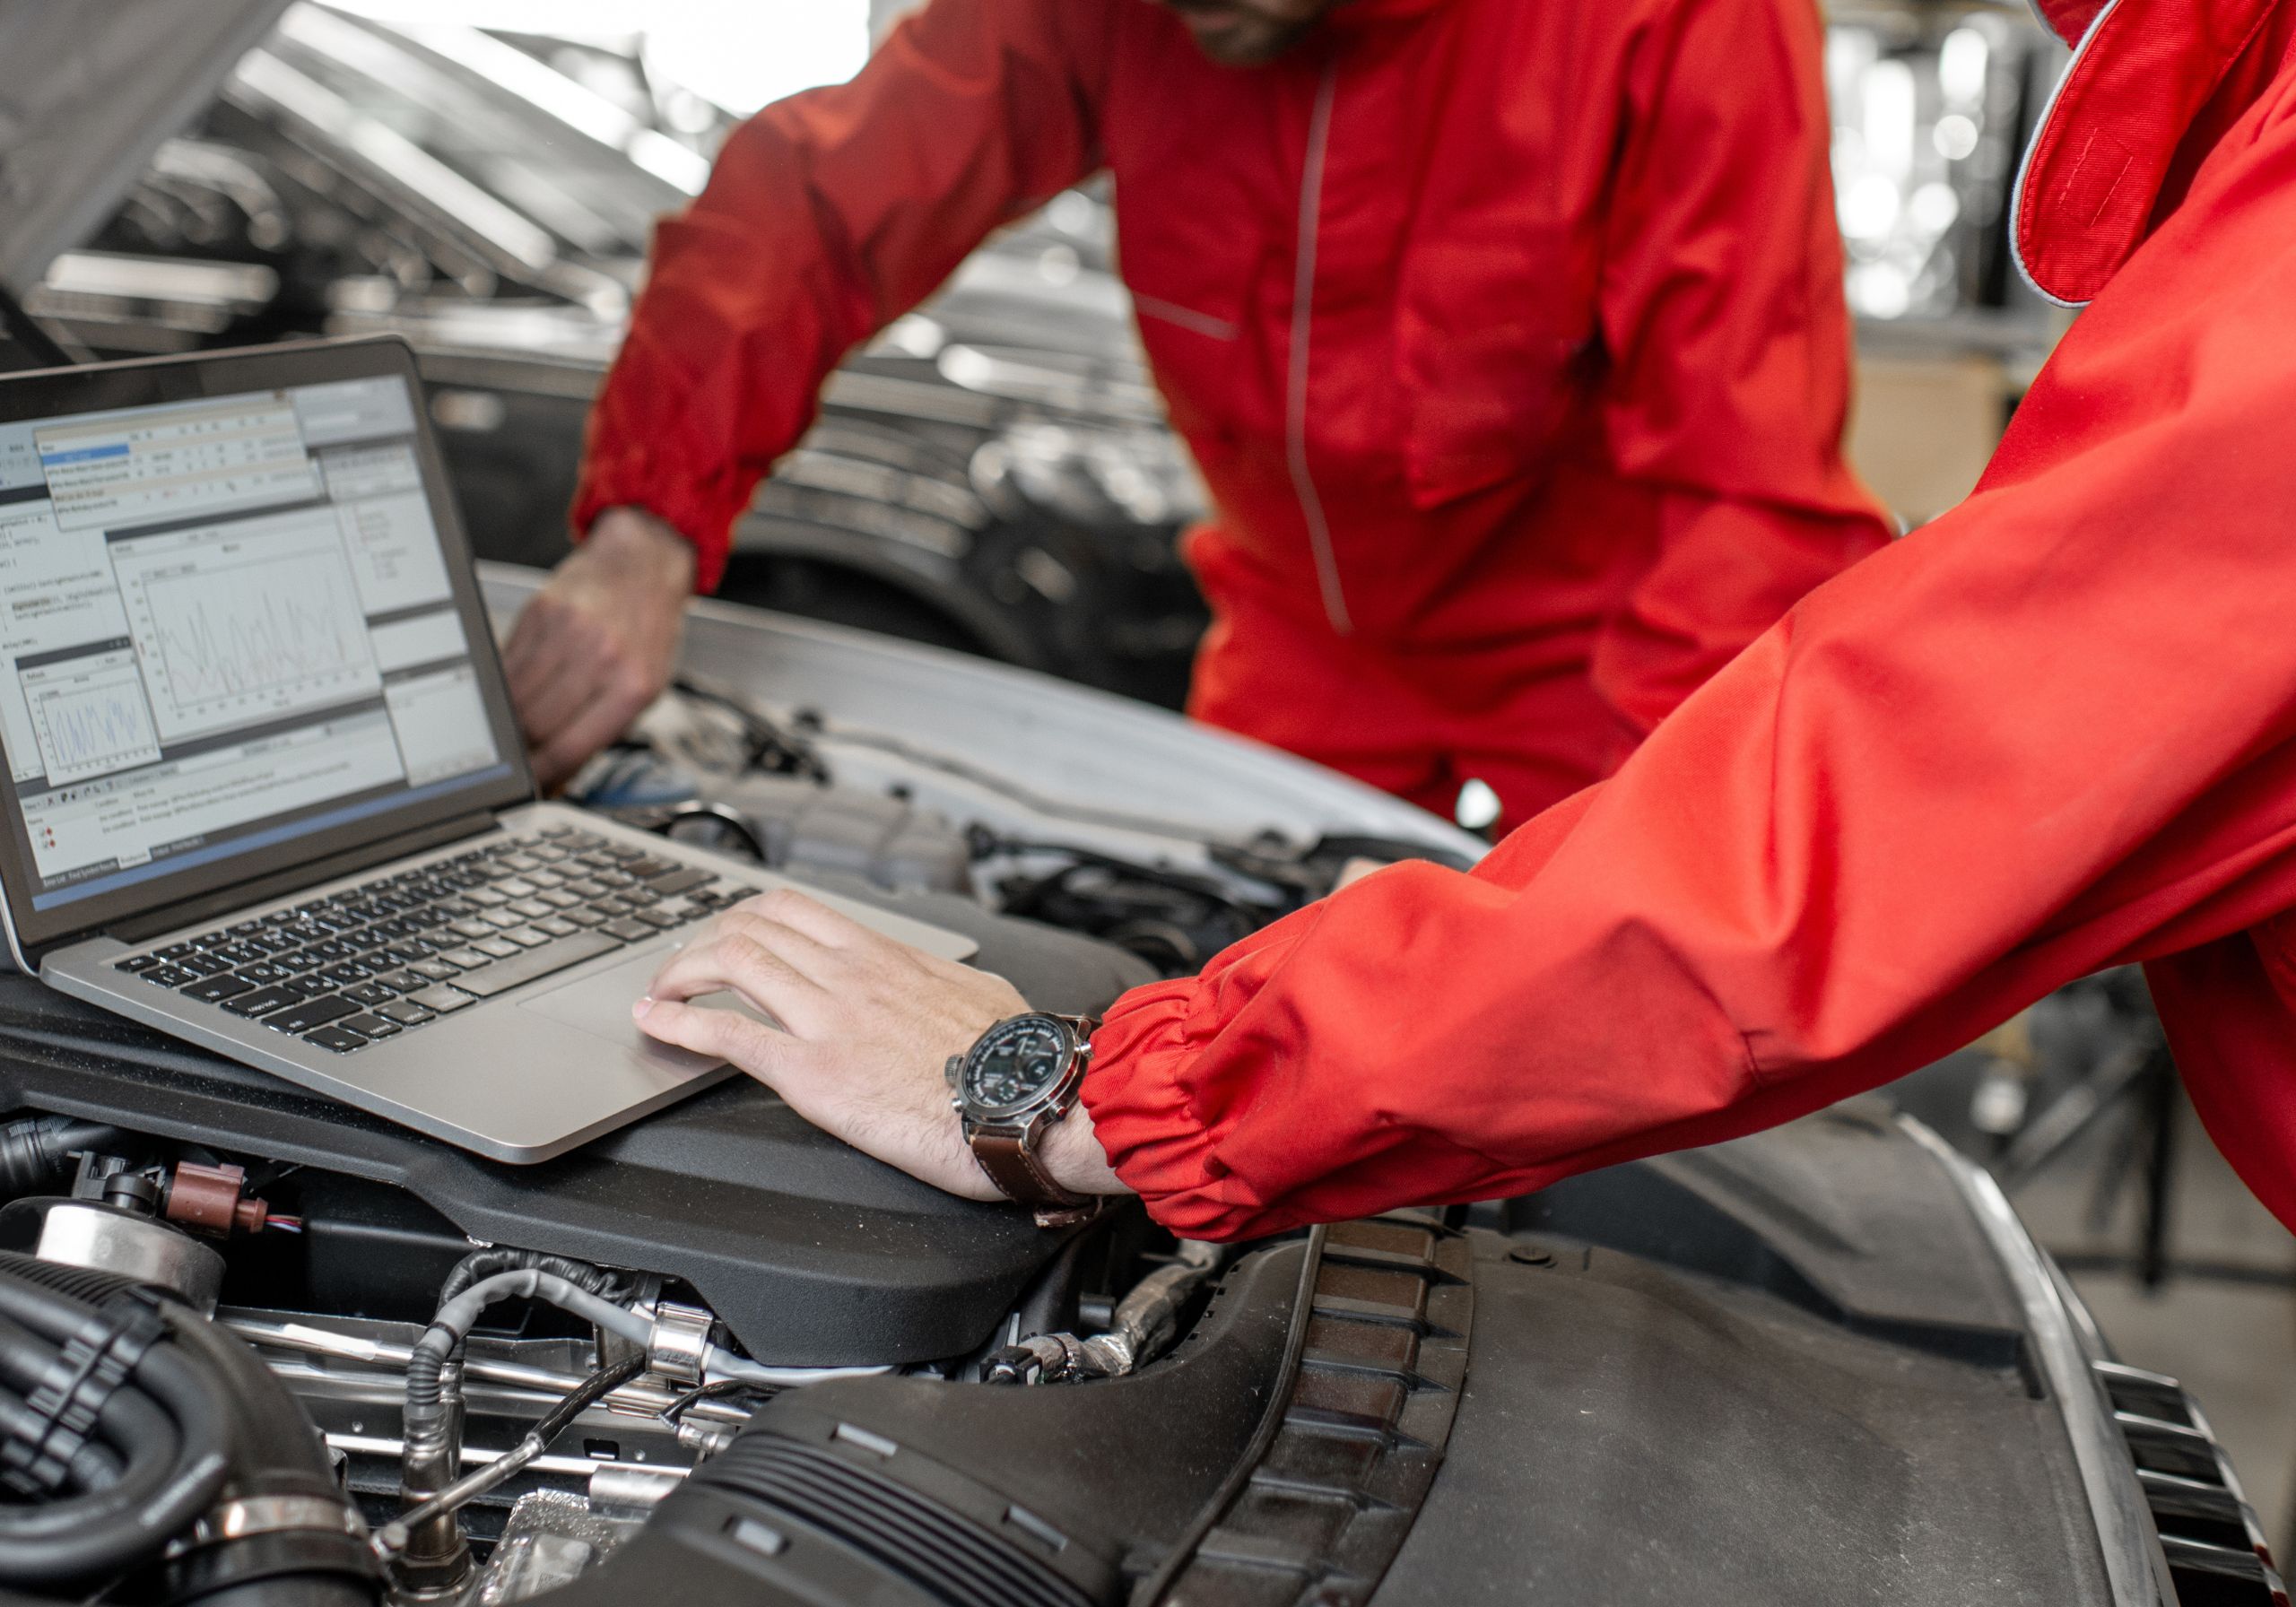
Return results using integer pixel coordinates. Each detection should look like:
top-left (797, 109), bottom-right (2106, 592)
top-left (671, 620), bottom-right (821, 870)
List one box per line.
top-left (633, 995), bottom-right (808, 1080)
top-left (722, 888), bottom-right (886, 952)
top-left (529, 681), bottom-right (651, 793)
top-left (502, 600), bottom-right (578, 709)
top-left (646, 932), bottom-right (834, 1035)
top-left (712, 908), bottom-right (844, 986)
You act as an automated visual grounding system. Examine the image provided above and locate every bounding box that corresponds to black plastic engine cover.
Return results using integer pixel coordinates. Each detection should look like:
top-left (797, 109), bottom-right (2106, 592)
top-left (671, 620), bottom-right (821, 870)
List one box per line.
top-left (0, 889), bottom-right (1154, 1365)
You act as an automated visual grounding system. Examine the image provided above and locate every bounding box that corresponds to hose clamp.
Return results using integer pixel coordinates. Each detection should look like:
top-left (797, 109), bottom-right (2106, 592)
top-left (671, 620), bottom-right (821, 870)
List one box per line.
top-left (646, 1301), bottom-right (715, 1386)
top-left (207, 1494), bottom-right (369, 1542)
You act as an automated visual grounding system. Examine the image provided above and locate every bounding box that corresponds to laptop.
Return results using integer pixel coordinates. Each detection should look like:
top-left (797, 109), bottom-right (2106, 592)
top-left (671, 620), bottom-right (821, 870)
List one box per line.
top-left (0, 335), bottom-right (974, 1162)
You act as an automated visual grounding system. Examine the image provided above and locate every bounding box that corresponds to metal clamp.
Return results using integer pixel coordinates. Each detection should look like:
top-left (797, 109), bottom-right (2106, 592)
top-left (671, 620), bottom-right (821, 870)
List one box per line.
top-left (645, 1302), bottom-right (714, 1386)
top-left (206, 1494), bottom-right (368, 1542)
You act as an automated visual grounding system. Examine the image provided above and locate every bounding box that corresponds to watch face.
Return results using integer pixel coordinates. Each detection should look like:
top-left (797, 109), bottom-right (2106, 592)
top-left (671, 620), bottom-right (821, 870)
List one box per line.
top-left (962, 1015), bottom-right (1073, 1117)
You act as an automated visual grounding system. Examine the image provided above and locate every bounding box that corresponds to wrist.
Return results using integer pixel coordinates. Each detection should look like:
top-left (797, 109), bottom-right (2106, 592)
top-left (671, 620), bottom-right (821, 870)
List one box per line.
top-left (1039, 1104), bottom-right (1126, 1197)
top-left (587, 506), bottom-right (697, 594)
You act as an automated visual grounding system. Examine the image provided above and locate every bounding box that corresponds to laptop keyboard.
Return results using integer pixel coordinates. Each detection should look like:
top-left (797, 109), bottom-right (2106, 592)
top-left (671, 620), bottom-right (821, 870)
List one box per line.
top-left (109, 825), bottom-right (751, 1055)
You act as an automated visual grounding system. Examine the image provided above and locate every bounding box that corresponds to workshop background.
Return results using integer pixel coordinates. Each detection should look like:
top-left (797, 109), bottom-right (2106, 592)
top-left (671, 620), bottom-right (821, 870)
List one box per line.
top-left (29, 0), bottom-right (2287, 1556)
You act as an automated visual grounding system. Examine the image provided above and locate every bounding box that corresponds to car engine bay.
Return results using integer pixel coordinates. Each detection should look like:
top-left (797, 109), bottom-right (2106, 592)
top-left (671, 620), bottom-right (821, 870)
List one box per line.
top-left (0, 589), bottom-right (2278, 1607)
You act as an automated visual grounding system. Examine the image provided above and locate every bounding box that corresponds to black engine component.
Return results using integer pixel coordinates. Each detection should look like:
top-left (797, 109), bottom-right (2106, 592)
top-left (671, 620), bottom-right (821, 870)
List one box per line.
top-left (0, 1252), bottom-right (376, 1605)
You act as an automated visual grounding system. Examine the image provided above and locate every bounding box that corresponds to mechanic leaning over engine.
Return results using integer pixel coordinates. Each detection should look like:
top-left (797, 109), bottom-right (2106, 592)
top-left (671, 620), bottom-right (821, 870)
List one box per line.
top-left (623, 0), bottom-right (2296, 1246)
top-left (501, 0), bottom-right (1892, 830)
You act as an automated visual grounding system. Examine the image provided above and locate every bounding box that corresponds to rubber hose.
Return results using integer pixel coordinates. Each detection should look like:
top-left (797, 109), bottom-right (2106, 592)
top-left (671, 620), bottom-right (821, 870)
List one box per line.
top-left (405, 1269), bottom-right (648, 1420)
top-left (438, 1247), bottom-right (628, 1306)
top-left (0, 1118), bottom-right (123, 1201)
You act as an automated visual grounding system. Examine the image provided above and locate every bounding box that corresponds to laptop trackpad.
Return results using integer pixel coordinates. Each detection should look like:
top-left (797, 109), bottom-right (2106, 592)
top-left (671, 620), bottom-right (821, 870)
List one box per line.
top-left (519, 949), bottom-right (778, 1065)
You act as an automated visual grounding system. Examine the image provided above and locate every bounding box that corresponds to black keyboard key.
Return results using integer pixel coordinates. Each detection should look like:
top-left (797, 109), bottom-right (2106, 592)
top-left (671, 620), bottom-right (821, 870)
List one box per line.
top-left (266, 995), bottom-right (358, 1034)
top-left (464, 887), bottom-right (509, 908)
top-left (307, 939), bottom-right (359, 963)
top-left (155, 942), bottom-right (194, 959)
top-left (508, 899), bottom-right (552, 920)
top-left (406, 984), bottom-right (477, 1013)
top-left (338, 1012), bottom-right (401, 1039)
top-left (274, 951), bottom-right (326, 975)
top-left (117, 954), bottom-right (162, 973)
top-left (212, 942), bottom-right (265, 967)
top-left (228, 919), bottom-right (268, 937)
top-left (445, 918), bottom-right (494, 940)
top-left (601, 917), bottom-right (653, 943)
top-left (480, 909), bottom-right (525, 931)
top-left (343, 983), bottom-right (398, 1008)
top-left (449, 931), bottom-right (622, 999)
top-left (634, 907), bottom-right (688, 929)
top-left (526, 868), bottom-right (567, 888)
top-left (183, 974), bottom-right (255, 1003)
top-left (438, 949), bottom-right (496, 971)
top-left (178, 952), bottom-right (233, 977)
top-left (626, 856), bottom-right (681, 881)
top-left (375, 969), bottom-right (432, 993)
top-left (238, 960), bottom-right (293, 986)
top-left (559, 908), bottom-right (605, 927)
top-left (305, 1026), bottom-right (368, 1054)
top-left (471, 936), bottom-right (521, 959)
top-left (377, 1000), bottom-right (434, 1026)
top-left (495, 877), bottom-right (540, 898)
top-left (378, 943), bottom-right (435, 966)
top-left (222, 986), bottom-right (300, 1018)
top-left (534, 916), bottom-right (579, 938)
top-left (321, 962), bottom-right (377, 986)
top-left (645, 867), bottom-right (714, 899)
top-left (191, 930), bottom-right (234, 950)
top-left (145, 964), bottom-right (200, 986)
top-left (500, 926), bottom-right (551, 949)
top-left (499, 854), bottom-right (541, 873)
top-left (282, 977), bottom-right (335, 1001)
top-left (599, 843), bottom-right (645, 862)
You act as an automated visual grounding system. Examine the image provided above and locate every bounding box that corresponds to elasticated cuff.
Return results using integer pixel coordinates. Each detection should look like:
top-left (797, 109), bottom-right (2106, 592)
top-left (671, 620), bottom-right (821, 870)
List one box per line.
top-left (571, 447), bottom-right (737, 595)
top-left (1083, 979), bottom-right (1265, 1240)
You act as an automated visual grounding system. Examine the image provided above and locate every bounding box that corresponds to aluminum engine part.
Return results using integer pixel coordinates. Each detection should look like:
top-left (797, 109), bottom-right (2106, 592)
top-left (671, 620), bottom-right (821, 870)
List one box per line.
top-left (474, 1492), bottom-right (641, 1604)
top-left (675, 772), bottom-right (972, 892)
top-left (34, 1201), bottom-right (224, 1311)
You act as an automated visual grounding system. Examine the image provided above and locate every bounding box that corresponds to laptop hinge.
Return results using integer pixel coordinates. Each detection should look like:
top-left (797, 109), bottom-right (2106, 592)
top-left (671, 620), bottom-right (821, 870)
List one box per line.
top-left (107, 811), bottom-right (502, 946)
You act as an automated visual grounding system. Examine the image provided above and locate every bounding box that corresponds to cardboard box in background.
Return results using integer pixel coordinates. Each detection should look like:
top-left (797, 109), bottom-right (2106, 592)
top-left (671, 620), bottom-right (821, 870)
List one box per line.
top-left (1848, 353), bottom-right (2013, 530)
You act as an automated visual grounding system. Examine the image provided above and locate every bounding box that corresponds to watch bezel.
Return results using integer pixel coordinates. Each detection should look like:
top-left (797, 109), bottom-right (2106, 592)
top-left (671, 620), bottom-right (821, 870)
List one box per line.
top-left (955, 1012), bottom-right (1089, 1126)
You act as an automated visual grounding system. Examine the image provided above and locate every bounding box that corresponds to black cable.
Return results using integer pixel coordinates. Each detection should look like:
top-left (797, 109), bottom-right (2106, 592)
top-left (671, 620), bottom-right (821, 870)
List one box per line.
top-left (656, 1377), bottom-right (767, 1423)
top-left (387, 1354), bottom-right (648, 1543)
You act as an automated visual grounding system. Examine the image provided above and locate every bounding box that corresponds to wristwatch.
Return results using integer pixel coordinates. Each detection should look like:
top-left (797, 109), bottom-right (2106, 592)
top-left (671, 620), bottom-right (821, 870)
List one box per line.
top-left (946, 1012), bottom-right (1102, 1228)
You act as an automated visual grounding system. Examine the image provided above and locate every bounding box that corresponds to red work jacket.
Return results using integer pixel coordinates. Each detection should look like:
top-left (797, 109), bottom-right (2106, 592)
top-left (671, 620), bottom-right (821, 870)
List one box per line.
top-left (1085, 0), bottom-right (2296, 1241)
top-left (573, 0), bottom-right (1889, 820)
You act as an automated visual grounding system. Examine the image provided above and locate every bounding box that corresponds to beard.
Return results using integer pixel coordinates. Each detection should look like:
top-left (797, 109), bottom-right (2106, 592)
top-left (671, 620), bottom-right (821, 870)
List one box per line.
top-left (1159, 0), bottom-right (1330, 65)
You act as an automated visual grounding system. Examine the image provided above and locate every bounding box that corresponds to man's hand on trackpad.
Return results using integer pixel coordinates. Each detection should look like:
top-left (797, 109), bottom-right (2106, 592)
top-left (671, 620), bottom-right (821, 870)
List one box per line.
top-left (632, 890), bottom-right (1126, 1203)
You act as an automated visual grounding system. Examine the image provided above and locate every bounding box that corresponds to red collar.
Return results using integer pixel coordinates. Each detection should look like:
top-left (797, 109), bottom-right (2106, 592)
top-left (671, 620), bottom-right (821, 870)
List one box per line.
top-left (2014, 0), bottom-right (2280, 303)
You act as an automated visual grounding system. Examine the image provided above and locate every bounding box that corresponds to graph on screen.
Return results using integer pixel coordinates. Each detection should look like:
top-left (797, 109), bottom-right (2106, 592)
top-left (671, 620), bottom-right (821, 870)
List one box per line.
top-left (112, 511), bottom-right (382, 743)
top-left (22, 649), bottom-right (162, 784)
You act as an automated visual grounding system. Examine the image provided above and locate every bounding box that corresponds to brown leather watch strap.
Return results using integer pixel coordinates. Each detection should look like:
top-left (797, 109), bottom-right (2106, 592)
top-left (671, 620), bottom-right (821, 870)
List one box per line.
top-left (972, 1131), bottom-right (1100, 1229)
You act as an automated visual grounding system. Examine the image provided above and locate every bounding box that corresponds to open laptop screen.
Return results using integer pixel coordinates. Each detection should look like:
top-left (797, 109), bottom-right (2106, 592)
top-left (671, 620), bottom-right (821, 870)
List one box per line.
top-left (0, 340), bottom-right (531, 957)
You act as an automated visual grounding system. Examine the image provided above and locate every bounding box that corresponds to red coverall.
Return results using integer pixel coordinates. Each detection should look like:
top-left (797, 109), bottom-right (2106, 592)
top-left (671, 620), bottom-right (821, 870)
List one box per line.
top-left (1083, 0), bottom-right (2296, 1242)
top-left (572, 0), bottom-right (1890, 830)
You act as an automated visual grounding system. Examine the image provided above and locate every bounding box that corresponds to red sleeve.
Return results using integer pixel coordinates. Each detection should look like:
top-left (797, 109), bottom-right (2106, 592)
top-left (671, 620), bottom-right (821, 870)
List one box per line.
top-left (570, 0), bottom-right (1109, 590)
top-left (1083, 106), bottom-right (2296, 1242)
top-left (1584, 0), bottom-right (1894, 733)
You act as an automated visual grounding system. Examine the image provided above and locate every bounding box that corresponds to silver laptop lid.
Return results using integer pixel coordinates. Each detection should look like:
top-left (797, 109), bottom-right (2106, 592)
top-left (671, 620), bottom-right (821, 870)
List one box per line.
top-left (0, 336), bottom-right (533, 963)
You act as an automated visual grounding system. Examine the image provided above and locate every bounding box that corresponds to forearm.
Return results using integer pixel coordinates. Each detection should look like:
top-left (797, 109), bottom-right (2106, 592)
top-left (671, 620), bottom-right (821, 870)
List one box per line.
top-left (573, 0), bottom-right (1106, 587)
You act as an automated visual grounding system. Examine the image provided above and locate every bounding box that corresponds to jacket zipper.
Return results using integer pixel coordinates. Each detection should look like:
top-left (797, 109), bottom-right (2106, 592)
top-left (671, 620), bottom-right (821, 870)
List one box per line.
top-left (1287, 61), bottom-right (1352, 636)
